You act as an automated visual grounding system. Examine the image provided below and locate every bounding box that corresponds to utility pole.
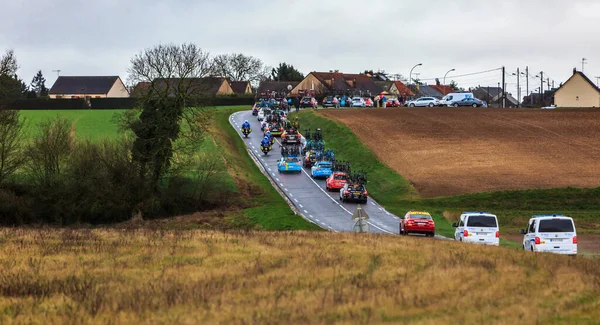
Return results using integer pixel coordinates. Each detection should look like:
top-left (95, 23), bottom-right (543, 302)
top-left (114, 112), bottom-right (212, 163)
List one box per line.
top-left (581, 58), bottom-right (587, 72)
top-left (501, 66), bottom-right (506, 108)
top-left (525, 66), bottom-right (529, 100)
top-left (547, 78), bottom-right (550, 90)
top-left (540, 71), bottom-right (544, 104)
top-left (516, 68), bottom-right (520, 107)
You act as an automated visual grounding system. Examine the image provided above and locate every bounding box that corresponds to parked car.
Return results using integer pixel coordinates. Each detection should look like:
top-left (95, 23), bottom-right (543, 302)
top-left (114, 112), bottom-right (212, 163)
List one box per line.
top-left (301, 96), bottom-right (318, 108)
top-left (406, 97), bottom-right (441, 107)
top-left (325, 172), bottom-right (348, 191)
top-left (453, 212), bottom-right (500, 246)
top-left (322, 96), bottom-right (340, 108)
top-left (400, 210), bottom-right (435, 237)
top-left (449, 97), bottom-right (484, 107)
top-left (364, 97), bottom-right (374, 107)
top-left (520, 215), bottom-right (577, 255)
top-left (386, 98), bottom-right (401, 107)
top-left (440, 93), bottom-right (474, 106)
top-left (351, 97), bottom-right (366, 107)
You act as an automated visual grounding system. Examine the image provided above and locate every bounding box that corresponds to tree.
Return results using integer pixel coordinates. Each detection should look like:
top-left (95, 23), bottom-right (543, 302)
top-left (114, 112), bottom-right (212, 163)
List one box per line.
top-left (212, 53), bottom-right (269, 84)
top-left (30, 70), bottom-right (48, 97)
top-left (0, 110), bottom-right (27, 184)
top-left (126, 43), bottom-right (213, 192)
top-left (0, 50), bottom-right (18, 76)
top-left (270, 63), bottom-right (304, 81)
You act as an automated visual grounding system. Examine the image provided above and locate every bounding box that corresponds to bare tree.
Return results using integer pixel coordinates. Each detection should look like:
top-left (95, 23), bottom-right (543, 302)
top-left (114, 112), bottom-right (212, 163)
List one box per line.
top-left (0, 110), bottom-right (27, 184)
top-left (0, 50), bottom-right (18, 76)
top-left (212, 53), bottom-right (269, 85)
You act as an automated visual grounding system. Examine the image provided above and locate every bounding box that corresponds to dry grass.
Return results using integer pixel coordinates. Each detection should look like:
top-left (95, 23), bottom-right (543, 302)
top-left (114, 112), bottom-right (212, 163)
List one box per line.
top-left (0, 229), bottom-right (598, 324)
top-left (321, 108), bottom-right (600, 197)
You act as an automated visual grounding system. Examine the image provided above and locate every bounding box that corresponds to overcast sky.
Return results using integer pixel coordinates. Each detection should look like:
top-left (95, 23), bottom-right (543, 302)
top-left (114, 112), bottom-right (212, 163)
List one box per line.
top-left (2, 0), bottom-right (599, 98)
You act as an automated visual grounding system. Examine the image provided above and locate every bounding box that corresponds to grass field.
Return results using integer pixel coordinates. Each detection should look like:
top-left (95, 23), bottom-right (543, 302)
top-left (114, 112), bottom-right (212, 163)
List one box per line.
top-left (15, 107), bottom-right (318, 231)
top-left (292, 110), bottom-right (600, 243)
top-left (0, 228), bottom-right (598, 324)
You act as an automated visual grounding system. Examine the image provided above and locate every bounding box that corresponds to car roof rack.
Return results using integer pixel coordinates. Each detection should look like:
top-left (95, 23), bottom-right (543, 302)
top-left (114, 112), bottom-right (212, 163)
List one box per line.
top-left (532, 214), bottom-right (566, 218)
top-left (462, 211), bottom-right (493, 215)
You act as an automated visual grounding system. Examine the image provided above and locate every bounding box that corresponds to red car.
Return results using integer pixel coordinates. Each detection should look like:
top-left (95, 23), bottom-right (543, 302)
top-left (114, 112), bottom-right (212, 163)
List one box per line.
top-left (400, 210), bottom-right (435, 237)
top-left (386, 99), bottom-right (400, 107)
top-left (364, 97), bottom-right (374, 107)
top-left (325, 172), bottom-right (347, 191)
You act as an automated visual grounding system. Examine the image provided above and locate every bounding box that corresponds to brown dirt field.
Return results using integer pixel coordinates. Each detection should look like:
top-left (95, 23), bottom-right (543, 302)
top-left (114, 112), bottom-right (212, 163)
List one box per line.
top-left (322, 108), bottom-right (600, 197)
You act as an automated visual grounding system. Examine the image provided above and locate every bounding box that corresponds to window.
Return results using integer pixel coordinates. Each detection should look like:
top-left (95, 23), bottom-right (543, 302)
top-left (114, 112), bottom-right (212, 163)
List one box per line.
top-left (538, 219), bottom-right (574, 232)
top-left (409, 214), bottom-right (432, 220)
top-left (458, 218), bottom-right (464, 227)
top-left (528, 221), bottom-right (535, 233)
top-left (466, 216), bottom-right (497, 227)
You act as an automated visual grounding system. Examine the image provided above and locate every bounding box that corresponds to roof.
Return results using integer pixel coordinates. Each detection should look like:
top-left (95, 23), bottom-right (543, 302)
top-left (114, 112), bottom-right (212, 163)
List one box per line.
top-left (258, 81), bottom-right (299, 94)
top-left (431, 85), bottom-right (453, 96)
top-left (310, 72), bottom-right (383, 94)
top-left (49, 76), bottom-right (121, 95)
top-left (555, 71), bottom-right (600, 94)
top-left (393, 81), bottom-right (414, 96)
top-left (416, 85), bottom-right (443, 98)
top-left (153, 77), bottom-right (229, 96)
top-left (230, 81), bottom-right (250, 94)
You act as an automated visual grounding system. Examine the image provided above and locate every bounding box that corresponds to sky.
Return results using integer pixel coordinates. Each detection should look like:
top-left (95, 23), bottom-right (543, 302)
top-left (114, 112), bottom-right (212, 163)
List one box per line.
top-left (1, 0), bottom-right (599, 99)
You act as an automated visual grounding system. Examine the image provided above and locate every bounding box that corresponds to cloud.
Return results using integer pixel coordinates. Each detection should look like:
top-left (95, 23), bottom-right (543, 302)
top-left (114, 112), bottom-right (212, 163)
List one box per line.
top-left (1, 0), bottom-right (598, 96)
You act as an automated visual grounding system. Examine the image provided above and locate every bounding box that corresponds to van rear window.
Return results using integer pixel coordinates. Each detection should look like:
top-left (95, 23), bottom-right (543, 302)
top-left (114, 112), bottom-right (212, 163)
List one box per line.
top-left (466, 216), bottom-right (497, 227)
top-left (538, 219), bottom-right (574, 233)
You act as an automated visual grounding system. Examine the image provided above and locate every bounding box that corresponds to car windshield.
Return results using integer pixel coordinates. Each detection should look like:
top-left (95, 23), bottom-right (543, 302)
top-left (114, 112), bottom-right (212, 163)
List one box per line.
top-left (285, 157), bottom-right (298, 162)
top-left (350, 184), bottom-right (365, 191)
top-left (410, 214), bottom-right (432, 220)
top-left (538, 219), bottom-right (574, 232)
top-left (466, 216), bottom-right (497, 227)
top-left (318, 163), bottom-right (332, 168)
top-left (334, 175), bottom-right (346, 180)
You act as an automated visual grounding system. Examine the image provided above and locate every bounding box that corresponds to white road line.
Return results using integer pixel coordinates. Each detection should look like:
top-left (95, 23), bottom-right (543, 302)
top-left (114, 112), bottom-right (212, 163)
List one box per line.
top-left (370, 202), bottom-right (376, 206)
top-left (271, 173), bottom-right (275, 176)
top-left (254, 150), bottom-right (258, 153)
top-left (284, 188), bottom-right (288, 192)
top-left (268, 168), bottom-right (271, 171)
top-left (319, 222), bottom-right (326, 226)
top-left (289, 193), bottom-right (293, 197)
top-left (299, 204), bottom-right (304, 208)
top-left (303, 210), bottom-right (308, 213)
top-left (280, 183), bottom-right (284, 186)
top-left (294, 199), bottom-right (299, 203)
top-left (309, 215), bottom-right (314, 218)
top-left (378, 208), bottom-right (383, 211)
top-left (276, 178), bottom-right (280, 182)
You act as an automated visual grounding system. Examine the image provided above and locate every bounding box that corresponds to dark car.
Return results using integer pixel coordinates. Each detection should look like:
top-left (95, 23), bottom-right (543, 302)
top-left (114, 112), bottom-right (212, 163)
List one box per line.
top-left (322, 96), bottom-right (340, 108)
top-left (450, 97), bottom-right (484, 107)
top-left (339, 183), bottom-right (368, 204)
top-left (301, 96), bottom-right (318, 108)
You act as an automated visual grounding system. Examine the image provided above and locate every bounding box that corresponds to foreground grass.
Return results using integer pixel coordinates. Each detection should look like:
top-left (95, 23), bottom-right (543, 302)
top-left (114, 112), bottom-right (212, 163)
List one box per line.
top-left (295, 110), bottom-right (600, 237)
top-left (0, 229), bottom-right (598, 324)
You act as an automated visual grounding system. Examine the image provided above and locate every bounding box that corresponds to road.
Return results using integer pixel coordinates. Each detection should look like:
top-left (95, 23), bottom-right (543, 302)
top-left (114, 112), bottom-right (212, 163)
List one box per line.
top-left (230, 109), bottom-right (401, 234)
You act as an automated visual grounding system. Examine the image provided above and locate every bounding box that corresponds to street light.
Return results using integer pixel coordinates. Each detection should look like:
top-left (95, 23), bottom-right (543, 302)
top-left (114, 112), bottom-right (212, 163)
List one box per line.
top-left (443, 69), bottom-right (455, 86)
top-left (409, 63), bottom-right (422, 85)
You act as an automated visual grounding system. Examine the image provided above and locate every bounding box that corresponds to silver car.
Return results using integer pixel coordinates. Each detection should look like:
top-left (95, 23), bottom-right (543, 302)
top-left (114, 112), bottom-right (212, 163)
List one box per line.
top-left (406, 97), bottom-right (440, 107)
top-left (351, 97), bottom-right (366, 107)
top-left (449, 97), bottom-right (484, 107)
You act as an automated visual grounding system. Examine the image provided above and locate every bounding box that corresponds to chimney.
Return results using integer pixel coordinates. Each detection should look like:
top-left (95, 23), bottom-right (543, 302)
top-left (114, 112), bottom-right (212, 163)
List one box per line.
top-left (573, 67), bottom-right (577, 75)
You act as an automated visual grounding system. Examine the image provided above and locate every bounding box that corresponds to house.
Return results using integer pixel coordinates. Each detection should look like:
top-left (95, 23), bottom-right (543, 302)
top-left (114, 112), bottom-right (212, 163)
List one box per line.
top-left (290, 72), bottom-right (383, 97)
top-left (390, 81), bottom-right (414, 97)
top-left (430, 84), bottom-right (453, 96)
top-left (49, 76), bottom-right (129, 98)
top-left (554, 68), bottom-right (600, 108)
top-left (257, 81), bottom-right (300, 96)
top-left (472, 86), bottom-right (519, 106)
top-left (230, 81), bottom-right (252, 95)
top-left (133, 77), bottom-right (235, 98)
top-left (411, 85), bottom-right (443, 98)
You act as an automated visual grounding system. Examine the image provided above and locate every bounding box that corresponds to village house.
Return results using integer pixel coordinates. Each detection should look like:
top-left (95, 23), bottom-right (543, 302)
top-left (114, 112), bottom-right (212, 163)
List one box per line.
top-left (49, 76), bottom-right (129, 99)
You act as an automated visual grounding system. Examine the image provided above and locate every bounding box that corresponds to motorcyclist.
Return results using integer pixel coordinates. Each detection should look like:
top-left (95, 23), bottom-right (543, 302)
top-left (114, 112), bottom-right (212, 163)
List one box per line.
top-left (261, 136), bottom-right (271, 150)
top-left (265, 131), bottom-right (273, 143)
top-left (242, 120), bottom-right (251, 130)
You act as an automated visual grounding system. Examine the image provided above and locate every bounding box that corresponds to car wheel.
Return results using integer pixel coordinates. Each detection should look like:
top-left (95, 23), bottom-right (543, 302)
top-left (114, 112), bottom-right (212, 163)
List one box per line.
top-left (428, 103), bottom-right (434, 107)
top-left (472, 103), bottom-right (477, 107)
top-left (453, 103), bottom-right (459, 107)
top-left (409, 103), bottom-right (415, 107)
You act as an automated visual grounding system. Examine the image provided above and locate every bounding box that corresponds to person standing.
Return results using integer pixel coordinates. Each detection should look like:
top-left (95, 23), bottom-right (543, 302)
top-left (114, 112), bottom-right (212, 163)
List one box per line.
top-left (382, 95), bottom-right (387, 108)
top-left (374, 94), bottom-right (380, 108)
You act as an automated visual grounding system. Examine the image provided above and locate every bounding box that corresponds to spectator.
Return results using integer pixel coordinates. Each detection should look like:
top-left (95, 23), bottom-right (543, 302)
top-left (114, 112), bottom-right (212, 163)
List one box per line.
top-left (374, 95), bottom-right (381, 108)
top-left (382, 95), bottom-right (387, 108)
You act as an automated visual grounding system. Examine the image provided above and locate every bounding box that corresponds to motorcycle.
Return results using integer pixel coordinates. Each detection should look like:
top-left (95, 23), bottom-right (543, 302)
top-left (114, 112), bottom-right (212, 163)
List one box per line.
top-left (242, 127), bottom-right (252, 138)
top-left (260, 144), bottom-right (272, 155)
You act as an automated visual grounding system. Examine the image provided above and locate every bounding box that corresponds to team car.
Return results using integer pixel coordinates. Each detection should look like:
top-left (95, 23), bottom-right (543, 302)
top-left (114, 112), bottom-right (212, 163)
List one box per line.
top-left (278, 145), bottom-right (302, 173)
top-left (520, 215), bottom-right (577, 256)
top-left (257, 109), bottom-right (265, 121)
top-left (325, 172), bottom-right (347, 191)
top-left (400, 210), bottom-right (435, 237)
top-left (303, 150), bottom-right (318, 167)
top-left (311, 161), bottom-right (333, 179)
top-left (452, 212), bottom-right (500, 246)
top-left (266, 122), bottom-right (284, 136)
top-left (281, 129), bottom-right (301, 145)
top-left (339, 182), bottom-right (368, 203)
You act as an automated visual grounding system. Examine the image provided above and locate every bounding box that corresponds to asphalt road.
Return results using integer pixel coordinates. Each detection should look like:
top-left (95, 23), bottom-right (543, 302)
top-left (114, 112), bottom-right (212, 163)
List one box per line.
top-left (230, 109), bottom-right (401, 234)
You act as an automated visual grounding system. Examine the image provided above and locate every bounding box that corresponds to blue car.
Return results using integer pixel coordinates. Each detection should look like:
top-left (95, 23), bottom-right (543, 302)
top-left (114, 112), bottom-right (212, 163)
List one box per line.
top-left (278, 157), bottom-right (302, 173)
top-left (311, 161), bottom-right (333, 179)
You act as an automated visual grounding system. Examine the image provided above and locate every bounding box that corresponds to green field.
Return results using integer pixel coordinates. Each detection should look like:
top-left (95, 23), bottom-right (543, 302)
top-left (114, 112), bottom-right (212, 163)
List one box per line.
top-left (16, 107), bottom-right (318, 231)
top-left (291, 110), bottom-right (600, 240)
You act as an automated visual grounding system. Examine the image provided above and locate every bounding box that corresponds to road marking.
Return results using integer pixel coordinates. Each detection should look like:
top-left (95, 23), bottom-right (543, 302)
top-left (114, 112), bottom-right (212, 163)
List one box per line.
top-left (294, 199), bottom-right (298, 203)
top-left (280, 183), bottom-right (284, 187)
top-left (289, 193), bottom-right (293, 197)
top-left (284, 188), bottom-right (288, 192)
top-left (315, 218), bottom-right (320, 222)
top-left (309, 215), bottom-right (314, 218)
top-left (276, 178), bottom-right (280, 182)
top-left (370, 202), bottom-right (376, 206)
top-left (303, 210), bottom-right (308, 213)
top-left (378, 208), bottom-right (383, 211)
top-left (299, 204), bottom-right (304, 208)
top-left (271, 173), bottom-right (275, 176)
top-left (254, 150), bottom-right (258, 153)
top-left (268, 168), bottom-right (271, 171)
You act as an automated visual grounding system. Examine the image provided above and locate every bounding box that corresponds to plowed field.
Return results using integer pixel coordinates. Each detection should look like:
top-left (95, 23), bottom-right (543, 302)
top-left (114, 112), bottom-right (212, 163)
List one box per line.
top-left (322, 108), bottom-right (600, 197)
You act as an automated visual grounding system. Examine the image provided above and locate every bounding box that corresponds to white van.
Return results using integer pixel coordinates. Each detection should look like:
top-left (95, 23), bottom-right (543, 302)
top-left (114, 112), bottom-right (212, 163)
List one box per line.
top-left (440, 93), bottom-right (473, 106)
top-left (520, 215), bottom-right (577, 256)
top-left (453, 212), bottom-right (500, 246)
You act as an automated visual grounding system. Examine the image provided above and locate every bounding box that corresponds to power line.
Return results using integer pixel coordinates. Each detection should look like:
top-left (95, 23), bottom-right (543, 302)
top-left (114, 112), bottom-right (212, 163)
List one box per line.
top-left (417, 67), bottom-right (502, 82)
